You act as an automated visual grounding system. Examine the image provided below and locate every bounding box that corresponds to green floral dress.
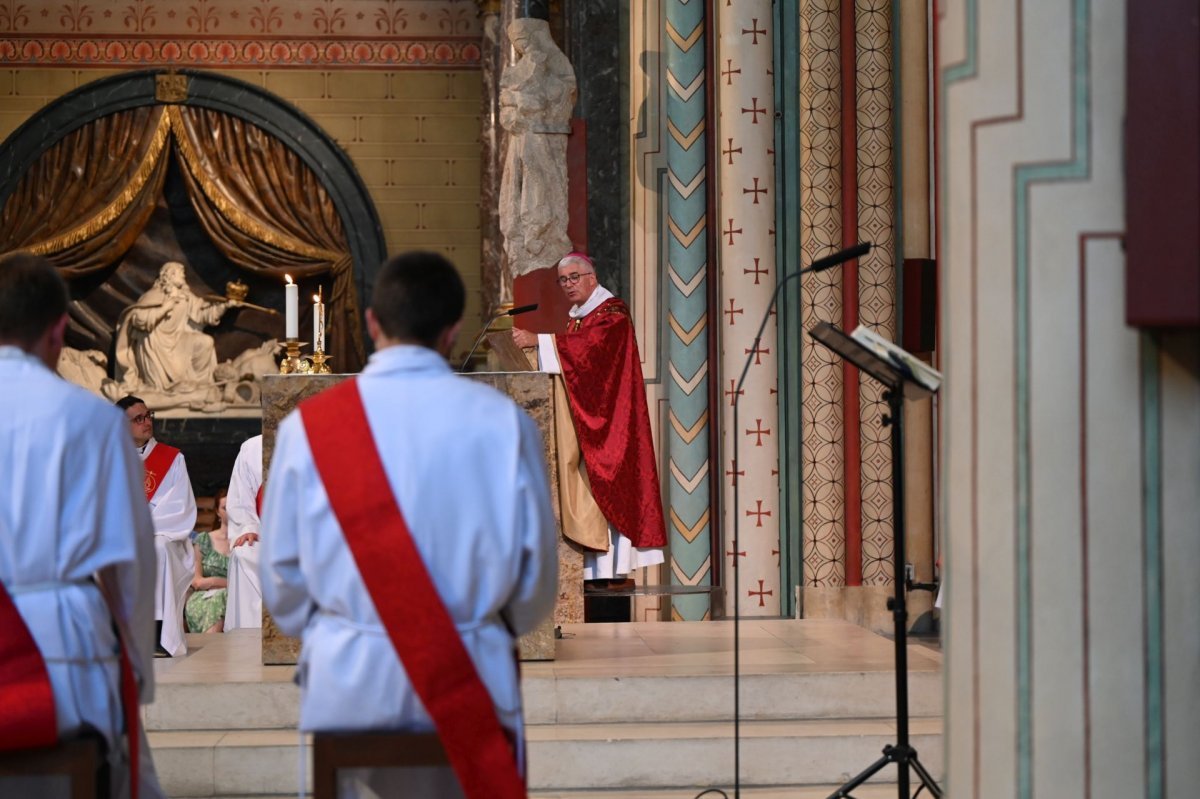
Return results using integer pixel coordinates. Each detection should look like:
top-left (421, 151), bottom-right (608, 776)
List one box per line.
top-left (184, 531), bottom-right (229, 632)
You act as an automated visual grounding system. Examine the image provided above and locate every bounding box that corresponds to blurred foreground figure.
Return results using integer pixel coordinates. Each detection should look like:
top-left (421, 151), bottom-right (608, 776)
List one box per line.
top-left (0, 251), bottom-right (164, 798)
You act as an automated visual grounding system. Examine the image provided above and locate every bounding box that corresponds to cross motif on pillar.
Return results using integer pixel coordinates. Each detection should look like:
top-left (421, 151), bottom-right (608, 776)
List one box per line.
top-left (726, 548), bottom-right (747, 566)
top-left (745, 419), bottom-right (771, 446)
top-left (723, 218), bottom-right (743, 246)
top-left (767, 145), bottom-right (775, 166)
top-left (743, 341), bottom-right (770, 365)
top-left (745, 500), bottom-right (772, 527)
top-left (725, 378), bottom-right (744, 406)
top-left (742, 177), bottom-right (768, 205)
top-left (721, 58), bottom-right (741, 86)
top-left (725, 459), bottom-right (745, 485)
top-left (722, 137), bottom-right (743, 165)
top-left (743, 258), bottom-right (768, 285)
top-left (741, 18), bottom-right (767, 45)
top-left (724, 298), bottom-right (744, 325)
top-left (771, 547), bottom-right (780, 565)
top-left (741, 97), bottom-right (767, 125)
top-left (748, 579), bottom-right (774, 607)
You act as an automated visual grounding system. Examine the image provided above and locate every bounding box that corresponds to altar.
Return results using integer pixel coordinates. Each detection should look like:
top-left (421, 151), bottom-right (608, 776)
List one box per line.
top-left (257, 371), bottom-right (584, 663)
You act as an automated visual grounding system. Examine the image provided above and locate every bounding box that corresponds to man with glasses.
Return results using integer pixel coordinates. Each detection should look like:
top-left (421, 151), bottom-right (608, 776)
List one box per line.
top-left (116, 395), bottom-right (197, 657)
top-left (512, 252), bottom-right (667, 584)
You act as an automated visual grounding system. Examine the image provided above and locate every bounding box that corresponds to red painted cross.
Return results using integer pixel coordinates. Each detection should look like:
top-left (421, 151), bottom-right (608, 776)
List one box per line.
top-left (725, 459), bottom-right (745, 485)
top-left (748, 579), bottom-right (774, 607)
top-left (741, 97), bottom-right (767, 124)
top-left (724, 298), bottom-right (744, 325)
top-left (743, 341), bottom-right (771, 365)
top-left (771, 547), bottom-right (780, 565)
top-left (742, 18), bottom-right (767, 45)
top-left (726, 548), bottom-right (747, 565)
top-left (721, 58), bottom-right (741, 86)
top-left (723, 218), bottom-right (743, 245)
top-left (745, 499), bottom-right (772, 527)
top-left (745, 419), bottom-right (771, 446)
top-left (725, 378), bottom-right (744, 406)
top-left (742, 176), bottom-right (768, 205)
top-left (722, 137), bottom-right (743, 165)
top-left (767, 145), bottom-right (776, 166)
top-left (743, 257), bottom-right (768, 284)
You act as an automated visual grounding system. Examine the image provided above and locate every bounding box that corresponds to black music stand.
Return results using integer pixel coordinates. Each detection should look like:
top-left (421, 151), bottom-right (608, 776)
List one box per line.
top-left (807, 322), bottom-right (942, 799)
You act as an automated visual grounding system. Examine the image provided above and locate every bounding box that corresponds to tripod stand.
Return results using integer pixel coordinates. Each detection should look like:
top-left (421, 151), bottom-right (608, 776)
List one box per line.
top-left (807, 322), bottom-right (942, 799)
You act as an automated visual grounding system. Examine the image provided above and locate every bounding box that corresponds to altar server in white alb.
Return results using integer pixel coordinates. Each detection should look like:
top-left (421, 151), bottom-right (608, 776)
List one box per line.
top-left (224, 433), bottom-right (263, 630)
top-left (117, 394), bottom-right (197, 658)
top-left (262, 251), bottom-right (558, 799)
top-left (0, 252), bottom-right (165, 798)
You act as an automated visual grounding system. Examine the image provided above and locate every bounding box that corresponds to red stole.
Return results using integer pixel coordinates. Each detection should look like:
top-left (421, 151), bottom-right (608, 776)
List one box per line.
top-left (300, 379), bottom-right (525, 799)
top-left (0, 581), bottom-right (57, 751)
top-left (142, 442), bottom-right (180, 502)
top-left (555, 297), bottom-right (667, 548)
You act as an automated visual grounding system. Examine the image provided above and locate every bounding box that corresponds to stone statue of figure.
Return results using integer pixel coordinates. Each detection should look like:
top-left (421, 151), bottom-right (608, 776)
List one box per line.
top-left (113, 261), bottom-right (231, 393)
top-left (499, 17), bottom-right (577, 279)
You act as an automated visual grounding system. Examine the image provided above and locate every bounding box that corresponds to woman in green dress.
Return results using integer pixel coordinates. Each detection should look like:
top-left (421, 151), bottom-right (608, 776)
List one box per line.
top-left (185, 490), bottom-right (231, 633)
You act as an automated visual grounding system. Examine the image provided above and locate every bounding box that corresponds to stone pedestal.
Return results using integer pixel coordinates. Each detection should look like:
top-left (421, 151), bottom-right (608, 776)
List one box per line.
top-left (259, 372), bottom-right (583, 664)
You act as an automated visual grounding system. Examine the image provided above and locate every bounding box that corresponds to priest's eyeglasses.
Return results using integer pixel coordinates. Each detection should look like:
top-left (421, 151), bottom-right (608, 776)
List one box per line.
top-left (557, 271), bottom-right (594, 286)
top-left (128, 411), bottom-right (155, 424)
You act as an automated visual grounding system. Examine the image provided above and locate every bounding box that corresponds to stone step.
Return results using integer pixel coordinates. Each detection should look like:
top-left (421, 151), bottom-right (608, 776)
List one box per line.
top-left (183, 786), bottom-right (909, 799)
top-left (143, 669), bottom-right (942, 731)
top-left (148, 718), bottom-right (943, 797)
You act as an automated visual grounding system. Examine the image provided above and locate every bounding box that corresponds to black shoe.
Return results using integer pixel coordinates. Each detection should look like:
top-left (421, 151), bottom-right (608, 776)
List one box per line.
top-left (154, 619), bottom-right (169, 657)
top-left (154, 644), bottom-right (171, 658)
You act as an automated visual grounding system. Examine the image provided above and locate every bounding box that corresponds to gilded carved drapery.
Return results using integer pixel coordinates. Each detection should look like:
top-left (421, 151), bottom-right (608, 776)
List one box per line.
top-left (0, 105), bottom-right (365, 370)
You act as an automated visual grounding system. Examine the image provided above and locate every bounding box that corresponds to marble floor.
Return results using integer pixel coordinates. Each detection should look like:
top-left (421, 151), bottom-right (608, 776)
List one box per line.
top-left (155, 618), bottom-right (943, 685)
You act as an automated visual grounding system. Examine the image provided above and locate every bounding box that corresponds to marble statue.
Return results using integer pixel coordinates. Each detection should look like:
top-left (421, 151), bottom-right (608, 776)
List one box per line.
top-left (57, 347), bottom-right (108, 397)
top-left (112, 261), bottom-right (231, 394)
top-left (499, 17), bottom-right (577, 278)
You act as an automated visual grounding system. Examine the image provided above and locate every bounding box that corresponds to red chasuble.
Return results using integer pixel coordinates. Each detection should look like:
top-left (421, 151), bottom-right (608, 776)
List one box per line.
top-left (555, 296), bottom-right (667, 549)
top-left (142, 442), bottom-right (180, 502)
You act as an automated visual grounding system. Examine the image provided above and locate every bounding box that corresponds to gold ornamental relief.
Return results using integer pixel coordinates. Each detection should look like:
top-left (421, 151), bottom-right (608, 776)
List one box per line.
top-left (155, 73), bottom-right (189, 104)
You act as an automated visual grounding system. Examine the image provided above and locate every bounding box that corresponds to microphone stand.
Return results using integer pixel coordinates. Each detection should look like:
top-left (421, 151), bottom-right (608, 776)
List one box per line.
top-left (460, 311), bottom-right (508, 372)
top-left (728, 242), bottom-right (870, 798)
top-left (459, 304), bottom-right (539, 372)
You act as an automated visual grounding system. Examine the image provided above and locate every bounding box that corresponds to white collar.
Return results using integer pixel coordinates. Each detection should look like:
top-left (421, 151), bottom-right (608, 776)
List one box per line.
top-left (363, 344), bottom-right (453, 377)
top-left (569, 285), bottom-right (614, 320)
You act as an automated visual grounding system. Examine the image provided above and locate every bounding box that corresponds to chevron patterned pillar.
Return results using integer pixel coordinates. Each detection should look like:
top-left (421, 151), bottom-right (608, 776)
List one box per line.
top-left (663, 0), bottom-right (712, 621)
top-left (718, 2), bottom-right (782, 617)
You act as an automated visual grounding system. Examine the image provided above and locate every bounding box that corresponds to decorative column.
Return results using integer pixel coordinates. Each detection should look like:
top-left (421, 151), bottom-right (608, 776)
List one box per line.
top-left (718, 2), bottom-right (781, 617)
top-left (794, 0), bottom-right (897, 629)
top-left (663, 0), bottom-right (712, 620)
top-left (940, 1), bottom-right (1200, 796)
top-left (477, 0), bottom-right (506, 317)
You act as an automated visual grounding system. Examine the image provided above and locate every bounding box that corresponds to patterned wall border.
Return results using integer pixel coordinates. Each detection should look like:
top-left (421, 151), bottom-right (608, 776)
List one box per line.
top-left (0, 36), bottom-right (481, 68)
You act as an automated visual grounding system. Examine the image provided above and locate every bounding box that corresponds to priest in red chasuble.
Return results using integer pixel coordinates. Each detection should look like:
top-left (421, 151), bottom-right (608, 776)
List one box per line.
top-left (513, 252), bottom-right (667, 580)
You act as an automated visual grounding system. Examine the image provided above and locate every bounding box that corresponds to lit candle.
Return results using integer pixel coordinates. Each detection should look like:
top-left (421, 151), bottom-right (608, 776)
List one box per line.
top-left (284, 274), bottom-right (298, 339)
top-left (313, 287), bottom-right (325, 353)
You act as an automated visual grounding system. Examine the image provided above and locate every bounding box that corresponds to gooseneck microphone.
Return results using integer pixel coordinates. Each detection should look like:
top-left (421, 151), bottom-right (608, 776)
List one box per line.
top-left (458, 303), bottom-right (539, 372)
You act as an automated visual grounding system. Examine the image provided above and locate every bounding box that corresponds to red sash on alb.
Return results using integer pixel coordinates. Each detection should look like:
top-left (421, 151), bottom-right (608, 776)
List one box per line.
top-left (300, 379), bottom-right (526, 799)
top-left (142, 442), bottom-right (180, 502)
top-left (0, 581), bottom-right (57, 751)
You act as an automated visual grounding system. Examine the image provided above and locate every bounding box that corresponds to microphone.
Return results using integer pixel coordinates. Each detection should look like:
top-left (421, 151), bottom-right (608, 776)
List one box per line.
top-left (801, 241), bottom-right (872, 275)
top-left (459, 303), bottom-right (540, 372)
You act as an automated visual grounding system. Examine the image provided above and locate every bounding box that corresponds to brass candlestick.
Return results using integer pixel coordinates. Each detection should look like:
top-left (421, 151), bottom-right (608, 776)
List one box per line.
top-left (279, 338), bottom-right (312, 374)
top-left (310, 350), bottom-right (333, 374)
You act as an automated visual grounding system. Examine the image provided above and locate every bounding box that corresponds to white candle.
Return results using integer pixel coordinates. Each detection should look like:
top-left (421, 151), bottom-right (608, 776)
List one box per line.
top-left (284, 275), bottom-right (298, 339)
top-left (313, 290), bottom-right (325, 353)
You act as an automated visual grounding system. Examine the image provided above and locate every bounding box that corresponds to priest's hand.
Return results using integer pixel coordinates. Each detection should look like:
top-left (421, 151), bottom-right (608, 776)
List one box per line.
top-left (233, 532), bottom-right (260, 548)
top-left (512, 328), bottom-right (538, 349)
